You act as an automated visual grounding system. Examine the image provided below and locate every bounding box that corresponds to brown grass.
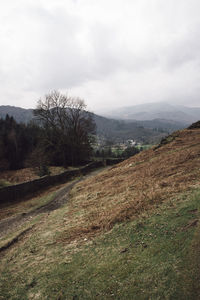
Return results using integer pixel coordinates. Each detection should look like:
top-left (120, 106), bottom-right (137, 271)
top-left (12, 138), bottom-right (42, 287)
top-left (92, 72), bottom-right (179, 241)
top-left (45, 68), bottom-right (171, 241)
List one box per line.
top-left (0, 166), bottom-right (68, 184)
top-left (57, 128), bottom-right (200, 243)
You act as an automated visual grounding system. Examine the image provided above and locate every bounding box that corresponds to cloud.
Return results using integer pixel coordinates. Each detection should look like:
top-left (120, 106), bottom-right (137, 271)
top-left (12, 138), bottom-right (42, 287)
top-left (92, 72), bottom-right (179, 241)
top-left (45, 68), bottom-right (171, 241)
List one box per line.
top-left (0, 0), bottom-right (200, 110)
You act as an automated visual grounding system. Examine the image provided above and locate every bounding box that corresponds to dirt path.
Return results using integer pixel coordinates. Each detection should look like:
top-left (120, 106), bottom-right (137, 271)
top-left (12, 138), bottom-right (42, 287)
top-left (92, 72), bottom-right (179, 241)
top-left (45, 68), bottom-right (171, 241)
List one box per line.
top-left (0, 167), bottom-right (108, 239)
top-left (0, 180), bottom-right (79, 238)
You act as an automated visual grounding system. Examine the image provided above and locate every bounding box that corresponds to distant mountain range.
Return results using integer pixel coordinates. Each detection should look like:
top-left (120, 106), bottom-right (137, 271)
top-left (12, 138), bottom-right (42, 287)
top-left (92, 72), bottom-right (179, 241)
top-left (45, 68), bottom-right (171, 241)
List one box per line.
top-left (0, 105), bottom-right (34, 124)
top-left (0, 104), bottom-right (190, 144)
top-left (103, 102), bottom-right (200, 124)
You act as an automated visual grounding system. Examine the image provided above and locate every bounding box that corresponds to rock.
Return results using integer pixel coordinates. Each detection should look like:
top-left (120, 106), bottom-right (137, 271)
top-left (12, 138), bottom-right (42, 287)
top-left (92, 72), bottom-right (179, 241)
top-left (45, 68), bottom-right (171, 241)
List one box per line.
top-left (120, 248), bottom-right (128, 253)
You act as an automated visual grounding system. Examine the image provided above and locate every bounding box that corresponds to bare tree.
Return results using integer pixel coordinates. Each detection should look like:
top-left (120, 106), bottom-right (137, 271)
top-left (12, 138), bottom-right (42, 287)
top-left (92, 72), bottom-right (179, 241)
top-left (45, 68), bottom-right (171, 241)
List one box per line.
top-left (34, 91), bottom-right (96, 166)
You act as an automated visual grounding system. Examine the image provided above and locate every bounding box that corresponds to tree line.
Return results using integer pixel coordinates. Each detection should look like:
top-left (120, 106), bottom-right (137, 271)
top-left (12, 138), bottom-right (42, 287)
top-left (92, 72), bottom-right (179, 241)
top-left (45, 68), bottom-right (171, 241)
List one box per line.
top-left (94, 145), bottom-right (140, 159)
top-left (0, 91), bottom-right (96, 173)
top-left (0, 114), bottom-right (41, 170)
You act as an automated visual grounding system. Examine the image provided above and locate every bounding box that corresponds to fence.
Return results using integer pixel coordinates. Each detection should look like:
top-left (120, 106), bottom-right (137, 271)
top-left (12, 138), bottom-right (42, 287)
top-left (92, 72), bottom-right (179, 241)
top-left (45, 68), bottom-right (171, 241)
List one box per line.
top-left (0, 161), bottom-right (105, 204)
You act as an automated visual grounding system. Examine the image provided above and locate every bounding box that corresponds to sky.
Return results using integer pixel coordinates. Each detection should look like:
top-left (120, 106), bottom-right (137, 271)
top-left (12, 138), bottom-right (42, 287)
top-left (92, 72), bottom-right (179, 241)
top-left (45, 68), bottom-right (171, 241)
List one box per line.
top-left (0, 0), bottom-right (200, 112)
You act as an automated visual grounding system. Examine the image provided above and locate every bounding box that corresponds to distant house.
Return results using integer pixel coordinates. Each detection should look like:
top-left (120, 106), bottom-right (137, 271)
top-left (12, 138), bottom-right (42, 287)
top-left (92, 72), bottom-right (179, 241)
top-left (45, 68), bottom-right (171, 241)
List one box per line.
top-left (126, 139), bottom-right (137, 146)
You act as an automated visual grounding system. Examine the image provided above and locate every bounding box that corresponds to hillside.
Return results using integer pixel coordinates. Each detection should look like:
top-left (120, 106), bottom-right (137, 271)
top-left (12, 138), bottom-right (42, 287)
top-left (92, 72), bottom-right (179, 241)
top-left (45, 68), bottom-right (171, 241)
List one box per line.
top-left (1, 123), bottom-right (200, 298)
top-left (93, 114), bottom-right (169, 143)
top-left (0, 105), bottom-right (169, 144)
top-left (0, 105), bottom-right (185, 144)
top-left (0, 105), bottom-right (34, 124)
top-left (61, 124), bottom-right (200, 235)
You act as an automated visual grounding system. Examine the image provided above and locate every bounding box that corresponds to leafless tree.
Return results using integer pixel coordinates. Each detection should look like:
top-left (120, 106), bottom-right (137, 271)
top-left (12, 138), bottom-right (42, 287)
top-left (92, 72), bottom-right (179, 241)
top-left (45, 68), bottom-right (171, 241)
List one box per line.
top-left (34, 90), bottom-right (96, 166)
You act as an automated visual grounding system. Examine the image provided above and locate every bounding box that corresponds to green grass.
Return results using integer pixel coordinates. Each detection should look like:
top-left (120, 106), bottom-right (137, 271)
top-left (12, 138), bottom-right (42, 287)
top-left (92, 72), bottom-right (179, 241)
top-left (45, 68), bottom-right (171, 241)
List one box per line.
top-left (28, 191), bottom-right (57, 211)
top-left (0, 189), bottom-right (200, 299)
top-left (0, 214), bottom-right (43, 250)
top-left (136, 144), bottom-right (153, 150)
top-left (0, 179), bottom-right (11, 188)
top-left (0, 189), bottom-right (58, 222)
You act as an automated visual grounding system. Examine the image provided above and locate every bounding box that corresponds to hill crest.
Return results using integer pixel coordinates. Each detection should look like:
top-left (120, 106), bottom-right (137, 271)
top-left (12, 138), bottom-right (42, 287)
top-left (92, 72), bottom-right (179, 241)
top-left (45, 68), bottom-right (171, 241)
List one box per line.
top-left (102, 102), bottom-right (200, 124)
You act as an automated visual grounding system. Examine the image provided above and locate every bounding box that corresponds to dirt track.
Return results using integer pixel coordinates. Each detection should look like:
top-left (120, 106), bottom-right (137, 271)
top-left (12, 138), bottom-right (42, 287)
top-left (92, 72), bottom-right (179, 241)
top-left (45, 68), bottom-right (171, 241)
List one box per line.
top-left (0, 179), bottom-right (80, 239)
top-left (0, 167), bottom-right (107, 240)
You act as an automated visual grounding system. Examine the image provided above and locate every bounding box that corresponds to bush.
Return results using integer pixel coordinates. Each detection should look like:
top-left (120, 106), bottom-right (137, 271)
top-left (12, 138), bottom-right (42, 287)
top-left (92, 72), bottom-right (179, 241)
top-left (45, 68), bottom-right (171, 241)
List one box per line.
top-left (122, 146), bottom-right (139, 159)
top-left (0, 179), bottom-right (11, 188)
top-left (36, 165), bottom-right (51, 177)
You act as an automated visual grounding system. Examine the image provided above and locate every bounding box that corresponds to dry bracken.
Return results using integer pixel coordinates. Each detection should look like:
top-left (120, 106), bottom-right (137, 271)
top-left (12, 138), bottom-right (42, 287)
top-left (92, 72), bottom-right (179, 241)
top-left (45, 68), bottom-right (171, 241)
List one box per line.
top-left (57, 128), bottom-right (200, 243)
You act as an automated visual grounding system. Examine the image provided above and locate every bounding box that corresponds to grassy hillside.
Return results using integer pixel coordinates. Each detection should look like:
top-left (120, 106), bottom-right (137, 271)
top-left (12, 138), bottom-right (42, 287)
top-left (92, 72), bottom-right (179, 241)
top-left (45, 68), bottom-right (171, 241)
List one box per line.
top-left (1, 124), bottom-right (200, 299)
top-left (65, 127), bottom-right (200, 237)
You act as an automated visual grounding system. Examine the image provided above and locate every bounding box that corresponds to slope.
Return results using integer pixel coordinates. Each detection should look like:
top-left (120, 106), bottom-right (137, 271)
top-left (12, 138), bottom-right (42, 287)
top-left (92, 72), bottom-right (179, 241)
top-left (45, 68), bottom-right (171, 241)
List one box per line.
top-left (0, 105), bottom-right (184, 144)
top-left (0, 105), bottom-right (34, 123)
top-left (61, 124), bottom-right (200, 238)
top-left (1, 123), bottom-right (200, 299)
top-left (93, 114), bottom-right (168, 143)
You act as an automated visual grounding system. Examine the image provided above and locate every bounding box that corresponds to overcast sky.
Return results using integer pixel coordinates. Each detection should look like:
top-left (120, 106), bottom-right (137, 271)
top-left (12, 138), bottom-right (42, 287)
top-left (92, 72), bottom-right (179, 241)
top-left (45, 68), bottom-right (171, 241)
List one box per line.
top-left (0, 0), bottom-right (200, 112)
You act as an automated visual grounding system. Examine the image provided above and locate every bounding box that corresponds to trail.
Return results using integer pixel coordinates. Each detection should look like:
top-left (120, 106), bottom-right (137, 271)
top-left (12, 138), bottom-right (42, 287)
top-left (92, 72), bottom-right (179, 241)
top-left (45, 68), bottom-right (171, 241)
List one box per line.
top-left (0, 179), bottom-right (80, 238)
top-left (0, 167), bottom-right (108, 239)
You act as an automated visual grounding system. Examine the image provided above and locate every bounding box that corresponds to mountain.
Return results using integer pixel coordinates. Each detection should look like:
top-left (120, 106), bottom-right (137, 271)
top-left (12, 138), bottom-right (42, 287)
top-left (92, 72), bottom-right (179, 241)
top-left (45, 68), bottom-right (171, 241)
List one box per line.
top-left (93, 114), bottom-right (181, 143)
top-left (103, 102), bottom-right (200, 124)
top-left (0, 105), bottom-right (186, 144)
top-left (0, 105), bottom-right (34, 124)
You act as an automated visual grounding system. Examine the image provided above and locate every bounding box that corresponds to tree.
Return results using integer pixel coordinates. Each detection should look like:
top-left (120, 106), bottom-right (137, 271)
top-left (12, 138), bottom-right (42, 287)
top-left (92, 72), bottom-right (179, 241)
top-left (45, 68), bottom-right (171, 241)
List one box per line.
top-left (122, 146), bottom-right (139, 159)
top-left (34, 90), bottom-right (96, 166)
top-left (0, 115), bottom-right (43, 170)
top-left (25, 145), bottom-right (50, 177)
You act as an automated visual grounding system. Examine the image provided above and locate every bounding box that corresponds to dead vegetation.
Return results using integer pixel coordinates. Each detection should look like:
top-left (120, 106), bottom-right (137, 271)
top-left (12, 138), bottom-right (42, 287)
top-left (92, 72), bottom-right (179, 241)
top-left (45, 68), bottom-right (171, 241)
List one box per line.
top-left (188, 120), bottom-right (200, 129)
top-left (56, 128), bottom-right (200, 243)
top-left (1, 127), bottom-right (200, 299)
top-left (0, 166), bottom-right (67, 185)
top-left (1, 128), bottom-right (200, 246)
